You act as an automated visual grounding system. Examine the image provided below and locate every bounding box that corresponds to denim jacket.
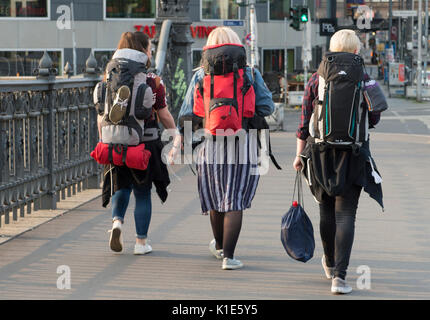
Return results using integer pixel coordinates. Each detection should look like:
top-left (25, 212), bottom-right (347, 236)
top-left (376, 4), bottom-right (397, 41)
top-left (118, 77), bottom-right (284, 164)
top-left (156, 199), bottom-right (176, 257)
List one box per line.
top-left (177, 67), bottom-right (275, 131)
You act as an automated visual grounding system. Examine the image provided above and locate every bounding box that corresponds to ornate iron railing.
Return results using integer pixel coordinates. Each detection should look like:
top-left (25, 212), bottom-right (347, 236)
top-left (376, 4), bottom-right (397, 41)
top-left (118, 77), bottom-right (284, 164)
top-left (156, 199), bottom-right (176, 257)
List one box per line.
top-left (0, 52), bottom-right (102, 227)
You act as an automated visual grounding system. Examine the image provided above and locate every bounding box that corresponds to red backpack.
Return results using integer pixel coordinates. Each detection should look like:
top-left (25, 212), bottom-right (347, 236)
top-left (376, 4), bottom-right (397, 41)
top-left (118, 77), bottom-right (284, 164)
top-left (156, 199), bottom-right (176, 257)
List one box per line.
top-left (193, 43), bottom-right (256, 136)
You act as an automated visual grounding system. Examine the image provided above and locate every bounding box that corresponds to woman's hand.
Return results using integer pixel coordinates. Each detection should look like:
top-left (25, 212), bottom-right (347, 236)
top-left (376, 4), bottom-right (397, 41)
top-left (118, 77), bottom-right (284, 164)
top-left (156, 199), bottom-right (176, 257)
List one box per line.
top-left (167, 135), bottom-right (183, 165)
top-left (294, 138), bottom-right (307, 171)
top-left (293, 156), bottom-right (303, 172)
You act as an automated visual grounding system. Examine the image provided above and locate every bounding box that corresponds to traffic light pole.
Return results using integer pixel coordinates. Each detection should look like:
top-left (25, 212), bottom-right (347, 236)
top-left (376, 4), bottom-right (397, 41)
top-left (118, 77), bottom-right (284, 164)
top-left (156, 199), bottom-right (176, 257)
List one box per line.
top-left (249, 0), bottom-right (258, 68)
top-left (284, 16), bottom-right (288, 108)
top-left (424, 0), bottom-right (429, 87)
top-left (302, 0), bottom-right (307, 85)
top-left (417, 0), bottom-right (422, 101)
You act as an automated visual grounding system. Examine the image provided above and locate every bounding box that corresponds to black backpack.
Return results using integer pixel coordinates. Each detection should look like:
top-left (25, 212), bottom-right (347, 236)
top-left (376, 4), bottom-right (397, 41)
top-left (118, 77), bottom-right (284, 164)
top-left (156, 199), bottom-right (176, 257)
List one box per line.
top-left (310, 52), bottom-right (368, 150)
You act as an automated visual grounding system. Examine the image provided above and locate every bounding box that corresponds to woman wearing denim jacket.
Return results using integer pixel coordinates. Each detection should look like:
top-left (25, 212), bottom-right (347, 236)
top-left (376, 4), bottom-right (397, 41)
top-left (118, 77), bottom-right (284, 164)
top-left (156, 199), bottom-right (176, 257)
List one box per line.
top-left (178, 27), bottom-right (274, 270)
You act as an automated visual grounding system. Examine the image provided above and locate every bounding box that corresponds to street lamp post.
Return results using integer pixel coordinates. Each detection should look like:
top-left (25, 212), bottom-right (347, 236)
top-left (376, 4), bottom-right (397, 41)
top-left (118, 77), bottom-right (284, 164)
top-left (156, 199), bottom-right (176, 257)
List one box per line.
top-left (249, 0), bottom-right (258, 68)
top-left (417, 0), bottom-right (423, 101)
top-left (71, 1), bottom-right (77, 76)
top-left (284, 16), bottom-right (288, 108)
top-left (424, 0), bottom-right (429, 87)
top-left (153, 0), bottom-right (193, 120)
top-left (237, 0), bottom-right (259, 69)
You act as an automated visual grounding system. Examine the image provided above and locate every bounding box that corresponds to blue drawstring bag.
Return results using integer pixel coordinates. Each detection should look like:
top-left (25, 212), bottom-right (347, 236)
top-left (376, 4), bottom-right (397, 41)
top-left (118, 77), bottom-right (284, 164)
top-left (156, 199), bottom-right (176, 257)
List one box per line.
top-left (281, 172), bottom-right (315, 263)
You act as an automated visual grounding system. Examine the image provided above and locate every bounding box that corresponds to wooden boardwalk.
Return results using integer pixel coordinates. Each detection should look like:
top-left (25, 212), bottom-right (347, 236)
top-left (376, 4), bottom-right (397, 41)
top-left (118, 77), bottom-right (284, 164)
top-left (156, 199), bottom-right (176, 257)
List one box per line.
top-left (1, 132), bottom-right (429, 300)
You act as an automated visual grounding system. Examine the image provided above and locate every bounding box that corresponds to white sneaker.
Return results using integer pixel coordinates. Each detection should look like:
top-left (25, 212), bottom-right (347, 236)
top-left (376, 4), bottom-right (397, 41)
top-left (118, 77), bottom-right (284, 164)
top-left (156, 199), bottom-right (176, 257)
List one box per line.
top-left (331, 277), bottom-right (353, 294)
top-left (134, 242), bottom-right (153, 255)
top-left (109, 220), bottom-right (123, 253)
top-left (209, 239), bottom-right (224, 259)
top-left (222, 257), bottom-right (243, 270)
top-left (322, 255), bottom-right (335, 279)
top-left (109, 85), bottom-right (130, 124)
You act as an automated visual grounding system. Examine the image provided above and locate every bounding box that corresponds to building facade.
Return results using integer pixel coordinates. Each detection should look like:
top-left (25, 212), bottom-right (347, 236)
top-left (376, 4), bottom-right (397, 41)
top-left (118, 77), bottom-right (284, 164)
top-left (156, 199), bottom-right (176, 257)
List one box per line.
top-left (1, 0), bottom-right (410, 79)
top-left (0, 0), bottom-right (332, 78)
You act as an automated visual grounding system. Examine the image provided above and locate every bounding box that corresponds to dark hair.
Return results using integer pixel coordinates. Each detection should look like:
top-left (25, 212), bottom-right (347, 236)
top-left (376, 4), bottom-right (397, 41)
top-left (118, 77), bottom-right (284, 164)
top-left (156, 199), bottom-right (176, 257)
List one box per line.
top-left (133, 31), bottom-right (150, 51)
top-left (133, 31), bottom-right (152, 68)
top-left (116, 32), bottom-right (144, 51)
top-left (103, 32), bottom-right (145, 81)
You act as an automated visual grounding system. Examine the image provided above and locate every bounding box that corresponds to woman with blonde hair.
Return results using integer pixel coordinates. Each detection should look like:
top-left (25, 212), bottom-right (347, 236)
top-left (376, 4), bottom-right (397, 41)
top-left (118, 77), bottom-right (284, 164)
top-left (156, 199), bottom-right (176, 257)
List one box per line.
top-left (178, 27), bottom-right (275, 270)
top-left (293, 29), bottom-right (385, 294)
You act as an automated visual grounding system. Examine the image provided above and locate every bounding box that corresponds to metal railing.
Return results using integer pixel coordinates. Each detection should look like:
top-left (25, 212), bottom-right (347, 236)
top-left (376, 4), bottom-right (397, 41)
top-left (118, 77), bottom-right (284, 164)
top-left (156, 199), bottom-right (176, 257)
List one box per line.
top-left (0, 51), bottom-right (102, 227)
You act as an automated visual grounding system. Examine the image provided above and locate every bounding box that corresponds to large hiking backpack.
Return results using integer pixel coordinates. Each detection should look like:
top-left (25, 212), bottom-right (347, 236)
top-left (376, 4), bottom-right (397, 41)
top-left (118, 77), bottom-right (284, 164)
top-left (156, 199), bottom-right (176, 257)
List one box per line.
top-left (193, 43), bottom-right (256, 136)
top-left (99, 56), bottom-right (153, 146)
top-left (310, 52), bottom-right (368, 149)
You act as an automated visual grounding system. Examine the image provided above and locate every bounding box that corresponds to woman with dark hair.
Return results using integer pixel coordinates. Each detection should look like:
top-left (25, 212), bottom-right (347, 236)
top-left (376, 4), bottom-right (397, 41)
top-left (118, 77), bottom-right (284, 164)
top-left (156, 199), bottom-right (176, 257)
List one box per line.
top-left (95, 31), bottom-right (180, 255)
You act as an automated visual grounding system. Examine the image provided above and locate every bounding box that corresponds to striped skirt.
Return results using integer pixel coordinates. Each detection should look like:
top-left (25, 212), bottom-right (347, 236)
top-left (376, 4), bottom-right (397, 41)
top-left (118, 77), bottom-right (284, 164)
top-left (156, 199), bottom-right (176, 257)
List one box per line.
top-left (196, 134), bottom-right (260, 214)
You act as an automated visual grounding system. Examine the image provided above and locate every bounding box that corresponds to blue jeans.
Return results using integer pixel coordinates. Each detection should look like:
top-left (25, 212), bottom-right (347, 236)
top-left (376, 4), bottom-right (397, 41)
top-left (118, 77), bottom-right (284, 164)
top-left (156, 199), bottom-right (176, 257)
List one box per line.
top-left (111, 184), bottom-right (152, 239)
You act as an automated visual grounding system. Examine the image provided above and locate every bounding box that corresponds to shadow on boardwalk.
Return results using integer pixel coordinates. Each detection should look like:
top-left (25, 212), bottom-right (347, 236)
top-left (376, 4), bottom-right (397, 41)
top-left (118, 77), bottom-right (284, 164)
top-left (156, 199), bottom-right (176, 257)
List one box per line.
top-left (0, 132), bottom-right (429, 300)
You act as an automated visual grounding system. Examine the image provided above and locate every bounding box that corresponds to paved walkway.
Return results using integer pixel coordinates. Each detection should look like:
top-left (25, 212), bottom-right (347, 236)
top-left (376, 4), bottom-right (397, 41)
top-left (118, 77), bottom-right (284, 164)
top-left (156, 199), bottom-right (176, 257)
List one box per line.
top-left (1, 127), bottom-right (429, 299)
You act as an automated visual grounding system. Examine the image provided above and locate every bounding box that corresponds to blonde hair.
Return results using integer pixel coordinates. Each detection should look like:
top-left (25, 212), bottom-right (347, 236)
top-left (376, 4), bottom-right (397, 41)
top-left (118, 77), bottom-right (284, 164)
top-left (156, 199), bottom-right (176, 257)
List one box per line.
top-left (329, 29), bottom-right (361, 54)
top-left (206, 27), bottom-right (242, 46)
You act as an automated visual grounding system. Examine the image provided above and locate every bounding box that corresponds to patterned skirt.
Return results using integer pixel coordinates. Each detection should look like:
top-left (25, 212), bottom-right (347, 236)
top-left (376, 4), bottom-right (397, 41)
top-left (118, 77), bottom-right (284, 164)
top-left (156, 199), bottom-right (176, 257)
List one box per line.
top-left (196, 134), bottom-right (260, 214)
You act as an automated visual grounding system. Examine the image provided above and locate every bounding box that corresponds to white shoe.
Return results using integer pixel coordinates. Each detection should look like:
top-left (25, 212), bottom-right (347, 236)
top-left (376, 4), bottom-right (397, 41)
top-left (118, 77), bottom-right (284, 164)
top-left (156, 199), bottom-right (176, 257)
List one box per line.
top-left (322, 255), bottom-right (335, 279)
top-left (109, 220), bottom-right (123, 253)
top-left (222, 257), bottom-right (243, 270)
top-left (109, 85), bottom-right (130, 124)
top-left (134, 242), bottom-right (152, 255)
top-left (209, 239), bottom-right (224, 259)
top-left (331, 277), bottom-right (353, 294)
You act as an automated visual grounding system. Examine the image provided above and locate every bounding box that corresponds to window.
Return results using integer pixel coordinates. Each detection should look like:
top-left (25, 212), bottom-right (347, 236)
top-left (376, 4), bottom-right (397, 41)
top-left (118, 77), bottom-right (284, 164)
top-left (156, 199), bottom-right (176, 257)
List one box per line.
top-left (201, 0), bottom-right (239, 20)
top-left (0, 50), bottom-right (62, 77)
top-left (269, 0), bottom-right (290, 20)
top-left (94, 50), bottom-right (115, 72)
top-left (263, 49), bottom-right (294, 73)
top-left (264, 49), bottom-right (284, 74)
top-left (192, 50), bottom-right (203, 70)
top-left (105, 0), bottom-right (156, 19)
top-left (0, 0), bottom-right (48, 18)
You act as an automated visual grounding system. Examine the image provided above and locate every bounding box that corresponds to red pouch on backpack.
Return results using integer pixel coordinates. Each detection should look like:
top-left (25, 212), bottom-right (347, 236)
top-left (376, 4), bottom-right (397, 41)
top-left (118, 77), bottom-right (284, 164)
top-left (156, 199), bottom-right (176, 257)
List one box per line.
top-left (90, 142), bottom-right (151, 171)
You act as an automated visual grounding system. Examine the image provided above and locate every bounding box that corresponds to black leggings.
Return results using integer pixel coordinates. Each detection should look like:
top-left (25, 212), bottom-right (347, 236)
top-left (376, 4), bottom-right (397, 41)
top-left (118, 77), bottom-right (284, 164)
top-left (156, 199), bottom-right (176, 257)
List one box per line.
top-left (319, 184), bottom-right (362, 280)
top-left (210, 210), bottom-right (243, 259)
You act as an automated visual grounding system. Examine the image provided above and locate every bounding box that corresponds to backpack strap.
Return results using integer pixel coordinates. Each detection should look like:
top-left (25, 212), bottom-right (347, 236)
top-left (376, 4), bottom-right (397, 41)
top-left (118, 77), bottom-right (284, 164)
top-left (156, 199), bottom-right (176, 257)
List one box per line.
top-left (268, 138), bottom-right (282, 170)
top-left (124, 81), bottom-right (134, 120)
top-left (122, 145), bottom-right (128, 164)
top-left (108, 143), bottom-right (114, 164)
top-left (233, 62), bottom-right (239, 116)
top-left (104, 70), bottom-right (114, 118)
top-left (210, 65), bottom-right (215, 100)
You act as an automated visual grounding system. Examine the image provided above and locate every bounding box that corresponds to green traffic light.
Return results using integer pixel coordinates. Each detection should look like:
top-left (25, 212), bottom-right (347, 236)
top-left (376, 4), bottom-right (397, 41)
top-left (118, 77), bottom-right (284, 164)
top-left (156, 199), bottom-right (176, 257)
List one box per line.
top-left (300, 7), bottom-right (308, 22)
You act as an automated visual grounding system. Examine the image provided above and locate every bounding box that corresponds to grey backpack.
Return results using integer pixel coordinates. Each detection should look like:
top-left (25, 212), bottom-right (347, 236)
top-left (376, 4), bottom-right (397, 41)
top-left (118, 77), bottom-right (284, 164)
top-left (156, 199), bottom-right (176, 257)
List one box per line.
top-left (97, 57), bottom-right (154, 146)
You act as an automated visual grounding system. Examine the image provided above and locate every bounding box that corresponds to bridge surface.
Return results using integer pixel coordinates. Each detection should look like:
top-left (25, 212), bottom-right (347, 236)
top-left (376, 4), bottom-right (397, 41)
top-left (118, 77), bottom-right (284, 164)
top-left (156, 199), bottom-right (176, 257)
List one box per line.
top-left (0, 93), bottom-right (429, 300)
